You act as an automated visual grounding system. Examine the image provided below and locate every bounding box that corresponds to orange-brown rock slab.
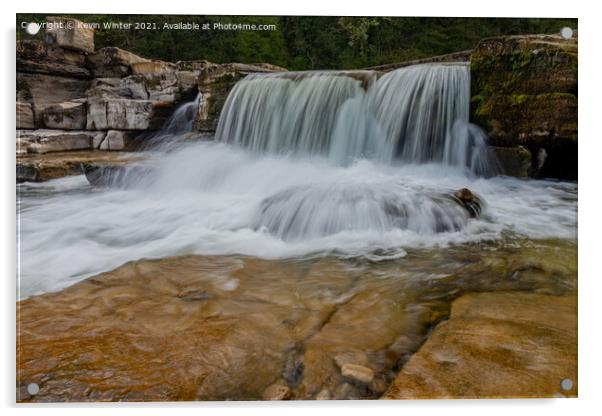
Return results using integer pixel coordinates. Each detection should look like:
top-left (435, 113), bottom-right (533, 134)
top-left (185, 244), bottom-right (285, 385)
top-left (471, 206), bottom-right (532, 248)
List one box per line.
top-left (383, 292), bottom-right (577, 399)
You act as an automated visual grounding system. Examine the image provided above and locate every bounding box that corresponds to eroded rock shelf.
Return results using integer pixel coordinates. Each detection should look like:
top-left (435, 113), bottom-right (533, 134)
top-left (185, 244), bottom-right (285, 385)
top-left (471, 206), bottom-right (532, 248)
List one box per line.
top-left (17, 241), bottom-right (577, 401)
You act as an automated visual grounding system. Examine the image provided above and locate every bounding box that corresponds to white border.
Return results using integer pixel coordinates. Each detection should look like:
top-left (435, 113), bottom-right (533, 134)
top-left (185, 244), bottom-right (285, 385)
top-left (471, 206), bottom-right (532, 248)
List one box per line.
top-left (2, 1), bottom-right (601, 415)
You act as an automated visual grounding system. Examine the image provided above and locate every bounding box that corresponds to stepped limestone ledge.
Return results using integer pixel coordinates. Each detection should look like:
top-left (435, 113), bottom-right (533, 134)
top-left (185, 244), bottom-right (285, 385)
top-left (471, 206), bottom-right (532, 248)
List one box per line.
top-left (16, 15), bottom-right (288, 173)
top-left (470, 34), bottom-right (578, 179)
top-left (383, 292), bottom-right (577, 400)
top-left (17, 151), bottom-right (142, 183)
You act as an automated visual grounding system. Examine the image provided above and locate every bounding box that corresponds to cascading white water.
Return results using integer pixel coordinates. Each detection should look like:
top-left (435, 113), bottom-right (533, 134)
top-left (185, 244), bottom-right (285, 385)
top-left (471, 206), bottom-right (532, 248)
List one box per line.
top-left (143, 93), bottom-right (202, 150)
top-left (16, 63), bottom-right (577, 299)
top-left (216, 64), bottom-right (493, 175)
top-left (252, 182), bottom-right (470, 242)
top-left (216, 72), bottom-right (372, 155)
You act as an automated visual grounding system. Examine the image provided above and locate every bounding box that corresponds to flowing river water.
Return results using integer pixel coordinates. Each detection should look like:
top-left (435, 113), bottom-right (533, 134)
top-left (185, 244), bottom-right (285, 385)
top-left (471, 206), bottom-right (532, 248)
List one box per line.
top-left (16, 63), bottom-right (577, 400)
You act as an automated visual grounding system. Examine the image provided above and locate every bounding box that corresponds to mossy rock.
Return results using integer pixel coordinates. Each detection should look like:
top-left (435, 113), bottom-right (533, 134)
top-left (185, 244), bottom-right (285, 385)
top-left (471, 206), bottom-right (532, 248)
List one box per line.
top-left (471, 35), bottom-right (577, 96)
top-left (472, 93), bottom-right (577, 146)
top-left (469, 36), bottom-right (578, 180)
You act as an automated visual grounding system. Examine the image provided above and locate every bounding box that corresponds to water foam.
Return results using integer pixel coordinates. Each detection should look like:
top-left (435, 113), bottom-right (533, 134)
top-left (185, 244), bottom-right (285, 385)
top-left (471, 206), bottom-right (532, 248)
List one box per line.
top-left (18, 142), bottom-right (576, 298)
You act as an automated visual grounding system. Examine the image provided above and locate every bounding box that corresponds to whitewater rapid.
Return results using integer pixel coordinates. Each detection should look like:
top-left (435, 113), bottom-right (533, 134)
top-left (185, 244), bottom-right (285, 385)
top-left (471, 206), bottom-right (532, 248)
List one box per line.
top-left (17, 141), bottom-right (577, 298)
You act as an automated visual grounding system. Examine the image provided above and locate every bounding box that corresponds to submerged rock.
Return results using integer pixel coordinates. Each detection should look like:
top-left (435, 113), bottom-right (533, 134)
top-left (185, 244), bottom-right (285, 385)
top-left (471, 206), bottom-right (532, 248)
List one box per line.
top-left (82, 163), bottom-right (152, 187)
top-left (261, 380), bottom-right (292, 400)
top-left (341, 363), bottom-right (374, 384)
top-left (254, 184), bottom-right (473, 241)
top-left (16, 241), bottom-right (576, 401)
top-left (333, 351), bottom-right (369, 369)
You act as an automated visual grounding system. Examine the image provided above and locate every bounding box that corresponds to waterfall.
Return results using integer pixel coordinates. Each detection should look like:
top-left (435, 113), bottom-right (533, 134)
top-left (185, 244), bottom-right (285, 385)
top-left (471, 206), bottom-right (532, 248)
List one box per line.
top-left (216, 64), bottom-right (493, 174)
top-left (18, 58), bottom-right (579, 297)
top-left (143, 93), bottom-right (202, 150)
top-left (252, 182), bottom-right (470, 242)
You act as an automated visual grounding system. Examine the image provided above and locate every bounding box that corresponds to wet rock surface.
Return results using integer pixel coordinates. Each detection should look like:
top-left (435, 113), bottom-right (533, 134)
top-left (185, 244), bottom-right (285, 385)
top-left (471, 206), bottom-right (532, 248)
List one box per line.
top-left (16, 151), bottom-right (141, 183)
top-left (17, 240), bottom-right (576, 401)
top-left (82, 163), bottom-right (152, 187)
top-left (383, 292), bottom-right (577, 399)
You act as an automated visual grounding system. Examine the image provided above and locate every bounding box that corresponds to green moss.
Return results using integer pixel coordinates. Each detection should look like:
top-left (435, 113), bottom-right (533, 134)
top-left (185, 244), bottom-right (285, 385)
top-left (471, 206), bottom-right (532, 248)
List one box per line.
top-left (471, 43), bottom-right (577, 97)
top-left (534, 92), bottom-right (576, 100)
top-left (508, 94), bottom-right (530, 105)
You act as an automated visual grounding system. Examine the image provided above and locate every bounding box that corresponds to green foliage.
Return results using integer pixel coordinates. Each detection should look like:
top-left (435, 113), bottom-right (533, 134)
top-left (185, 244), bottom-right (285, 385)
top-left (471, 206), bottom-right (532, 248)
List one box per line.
top-left (16, 14), bottom-right (577, 70)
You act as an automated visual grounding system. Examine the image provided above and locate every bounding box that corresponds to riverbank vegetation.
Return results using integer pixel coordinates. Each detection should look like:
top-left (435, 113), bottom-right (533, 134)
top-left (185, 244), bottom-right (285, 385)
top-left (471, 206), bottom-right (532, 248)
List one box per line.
top-left (17, 15), bottom-right (576, 70)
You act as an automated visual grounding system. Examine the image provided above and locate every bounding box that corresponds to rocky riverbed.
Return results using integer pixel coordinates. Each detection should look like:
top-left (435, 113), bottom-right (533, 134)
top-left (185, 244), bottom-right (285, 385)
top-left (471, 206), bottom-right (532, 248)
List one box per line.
top-left (17, 240), bottom-right (576, 402)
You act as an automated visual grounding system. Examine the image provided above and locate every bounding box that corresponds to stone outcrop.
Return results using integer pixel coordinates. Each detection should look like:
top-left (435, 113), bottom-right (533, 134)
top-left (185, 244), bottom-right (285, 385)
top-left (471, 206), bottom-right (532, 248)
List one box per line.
top-left (86, 47), bottom-right (149, 78)
top-left (86, 99), bottom-right (159, 130)
top-left (470, 34), bottom-right (578, 179)
top-left (98, 130), bottom-right (141, 151)
top-left (383, 292), bottom-right (577, 399)
top-left (131, 60), bottom-right (176, 75)
top-left (42, 101), bottom-right (87, 130)
top-left (17, 72), bottom-right (91, 128)
top-left (17, 40), bottom-right (91, 79)
top-left (17, 151), bottom-right (141, 183)
top-left (17, 129), bottom-right (106, 154)
top-left (45, 17), bottom-right (94, 53)
top-left (12, 17), bottom-right (285, 171)
top-left (16, 102), bottom-right (34, 129)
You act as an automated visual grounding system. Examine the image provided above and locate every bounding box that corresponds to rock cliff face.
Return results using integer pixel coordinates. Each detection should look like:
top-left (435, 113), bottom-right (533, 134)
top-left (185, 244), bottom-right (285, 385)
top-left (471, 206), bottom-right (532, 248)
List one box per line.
top-left (470, 34), bottom-right (578, 179)
top-left (16, 17), bottom-right (286, 180)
